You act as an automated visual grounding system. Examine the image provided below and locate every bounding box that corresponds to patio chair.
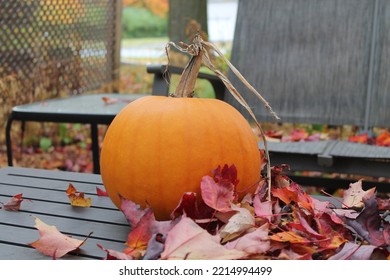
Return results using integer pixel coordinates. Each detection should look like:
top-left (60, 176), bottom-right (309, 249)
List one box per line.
top-left (3, 0), bottom-right (124, 174)
top-left (149, 0), bottom-right (390, 191)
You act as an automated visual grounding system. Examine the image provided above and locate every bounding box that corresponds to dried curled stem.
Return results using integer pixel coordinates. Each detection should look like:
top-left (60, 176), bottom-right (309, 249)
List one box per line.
top-left (166, 33), bottom-right (280, 201)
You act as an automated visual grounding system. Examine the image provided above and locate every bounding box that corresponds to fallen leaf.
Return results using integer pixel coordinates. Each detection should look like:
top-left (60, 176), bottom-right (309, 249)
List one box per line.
top-left (160, 216), bottom-right (247, 260)
top-left (220, 204), bottom-right (255, 243)
top-left (97, 244), bottom-right (134, 260)
top-left (29, 217), bottom-right (90, 259)
top-left (1, 193), bottom-right (24, 211)
top-left (200, 175), bottom-right (235, 213)
top-left (66, 183), bottom-right (91, 207)
top-left (342, 180), bottom-right (376, 209)
top-left (120, 196), bottom-right (149, 227)
top-left (96, 187), bottom-right (108, 197)
top-left (329, 242), bottom-right (377, 260)
top-left (343, 192), bottom-right (388, 246)
top-left (170, 192), bottom-right (214, 221)
top-left (224, 223), bottom-right (270, 255)
top-left (253, 195), bottom-right (273, 222)
top-left (143, 233), bottom-right (166, 260)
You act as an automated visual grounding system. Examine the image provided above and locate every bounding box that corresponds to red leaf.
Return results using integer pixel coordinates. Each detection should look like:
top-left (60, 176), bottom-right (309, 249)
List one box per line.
top-left (96, 187), bottom-right (108, 197)
top-left (200, 175), bottom-right (235, 213)
top-left (212, 164), bottom-right (239, 187)
top-left (170, 192), bottom-right (214, 220)
top-left (29, 217), bottom-right (90, 259)
top-left (120, 196), bottom-right (149, 227)
top-left (97, 244), bottom-right (134, 260)
top-left (1, 193), bottom-right (24, 211)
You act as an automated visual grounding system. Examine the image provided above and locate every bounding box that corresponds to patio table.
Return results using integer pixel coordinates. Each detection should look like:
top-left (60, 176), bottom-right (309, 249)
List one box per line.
top-left (0, 167), bottom-right (129, 260)
top-left (6, 93), bottom-right (148, 174)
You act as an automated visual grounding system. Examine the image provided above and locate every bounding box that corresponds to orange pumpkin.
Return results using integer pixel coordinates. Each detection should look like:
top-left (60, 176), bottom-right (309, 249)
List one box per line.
top-left (100, 95), bottom-right (261, 220)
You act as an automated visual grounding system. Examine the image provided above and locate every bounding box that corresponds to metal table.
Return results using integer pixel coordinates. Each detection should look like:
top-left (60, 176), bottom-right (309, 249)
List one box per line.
top-left (0, 167), bottom-right (129, 260)
top-left (6, 93), bottom-right (147, 174)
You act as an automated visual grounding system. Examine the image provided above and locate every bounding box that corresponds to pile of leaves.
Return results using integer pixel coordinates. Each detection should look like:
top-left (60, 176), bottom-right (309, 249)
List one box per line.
top-left (5, 164), bottom-right (388, 260)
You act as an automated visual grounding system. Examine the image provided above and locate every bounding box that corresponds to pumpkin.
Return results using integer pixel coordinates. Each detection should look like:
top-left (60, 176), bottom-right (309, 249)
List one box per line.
top-left (100, 34), bottom-right (263, 220)
top-left (100, 96), bottom-right (261, 220)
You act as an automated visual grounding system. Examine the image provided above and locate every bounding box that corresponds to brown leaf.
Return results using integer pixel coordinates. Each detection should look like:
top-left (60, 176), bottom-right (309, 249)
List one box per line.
top-left (66, 183), bottom-right (91, 207)
top-left (220, 204), bottom-right (255, 243)
top-left (29, 217), bottom-right (90, 259)
top-left (1, 193), bottom-right (25, 211)
top-left (342, 180), bottom-right (376, 209)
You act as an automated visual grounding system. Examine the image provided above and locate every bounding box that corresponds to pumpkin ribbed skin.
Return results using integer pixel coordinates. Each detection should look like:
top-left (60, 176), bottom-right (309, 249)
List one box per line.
top-left (100, 95), bottom-right (261, 220)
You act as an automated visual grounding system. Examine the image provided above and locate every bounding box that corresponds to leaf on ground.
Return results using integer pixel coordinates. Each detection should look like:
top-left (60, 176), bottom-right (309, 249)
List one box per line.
top-left (1, 193), bottom-right (25, 211)
top-left (160, 216), bottom-right (247, 260)
top-left (66, 183), bottom-right (91, 207)
top-left (224, 223), bottom-right (270, 255)
top-left (270, 231), bottom-right (308, 244)
top-left (200, 175), bottom-right (235, 213)
top-left (342, 180), bottom-right (376, 209)
top-left (220, 204), bottom-right (255, 243)
top-left (29, 217), bottom-right (90, 259)
top-left (329, 242), bottom-right (377, 260)
top-left (253, 195), bottom-right (273, 222)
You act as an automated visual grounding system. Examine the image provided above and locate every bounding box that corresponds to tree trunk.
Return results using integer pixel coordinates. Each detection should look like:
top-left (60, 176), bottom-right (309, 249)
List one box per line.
top-left (168, 0), bottom-right (208, 43)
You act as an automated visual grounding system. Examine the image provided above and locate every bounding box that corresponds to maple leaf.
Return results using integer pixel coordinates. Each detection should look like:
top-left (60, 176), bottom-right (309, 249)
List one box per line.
top-left (212, 164), bottom-right (239, 187)
top-left (120, 196), bottom-right (149, 227)
top-left (160, 216), bottom-right (247, 260)
top-left (170, 192), bottom-right (214, 221)
top-left (29, 217), bottom-right (90, 259)
top-left (220, 204), bottom-right (255, 243)
top-left (1, 193), bottom-right (25, 211)
top-left (253, 196), bottom-right (273, 222)
top-left (376, 131), bottom-right (390, 146)
top-left (96, 187), bottom-right (108, 196)
top-left (200, 175), bottom-right (235, 213)
top-left (343, 192), bottom-right (389, 247)
top-left (342, 180), bottom-right (376, 209)
top-left (348, 133), bottom-right (369, 144)
top-left (329, 242), bottom-right (377, 260)
top-left (97, 244), bottom-right (134, 260)
top-left (224, 223), bottom-right (270, 255)
top-left (143, 233), bottom-right (166, 260)
top-left (66, 183), bottom-right (91, 207)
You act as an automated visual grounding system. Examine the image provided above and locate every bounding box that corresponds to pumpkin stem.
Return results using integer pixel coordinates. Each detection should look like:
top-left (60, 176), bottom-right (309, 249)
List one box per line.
top-left (172, 33), bottom-right (204, 98)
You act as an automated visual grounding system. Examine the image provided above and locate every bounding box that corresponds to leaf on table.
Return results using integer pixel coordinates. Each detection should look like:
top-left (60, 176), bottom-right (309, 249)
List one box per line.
top-left (220, 204), bottom-right (255, 243)
top-left (124, 208), bottom-right (173, 257)
top-left (224, 223), bottom-right (270, 255)
top-left (120, 196), bottom-right (149, 227)
top-left (270, 230), bottom-right (308, 244)
top-left (66, 183), bottom-right (91, 207)
top-left (212, 164), bottom-right (239, 187)
top-left (200, 175), bottom-right (235, 213)
top-left (377, 197), bottom-right (390, 211)
top-left (97, 244), bottom-right (134, 260)
top-left (343, 192), bottom-right (388, 247)
top-left (253, 195), bottom-right (273, 222)
top-left (96, 187), bottom-right (108, 197)
top-left (1, 193), bottom-right (25, 211)
top-left (29, 217), bottom-right (90, 259)
top-left (329, 242), bottom-right (377, 260)
top-left (342, 180), bottom-right (376, 209)
top-left (170, 192), bottom-right (214, 221)
top-left (102, 97), bottom-right (119, 104)
top-left (160, 216), bottom-right (247, 260)
top-left (143, 233), bottom-right (166, 260)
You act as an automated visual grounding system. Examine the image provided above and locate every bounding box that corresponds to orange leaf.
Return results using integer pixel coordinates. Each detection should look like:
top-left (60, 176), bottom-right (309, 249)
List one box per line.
top-left (29, 217), bottom-right (90, 259)
top-left (66, 183), bottom-right (91, 207)
top-left (270, 231), bottom-right (307, 244)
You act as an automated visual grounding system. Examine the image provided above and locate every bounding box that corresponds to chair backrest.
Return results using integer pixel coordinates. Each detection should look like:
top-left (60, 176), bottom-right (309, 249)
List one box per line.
top-left (225, 0), bottom-right (390, 129)
top-left (0, 0), bottom-right (122, 97)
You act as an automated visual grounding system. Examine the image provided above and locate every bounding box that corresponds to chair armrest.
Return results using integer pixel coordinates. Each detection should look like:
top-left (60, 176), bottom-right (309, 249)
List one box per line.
top-left (146, 64), bottom-right (226, 100)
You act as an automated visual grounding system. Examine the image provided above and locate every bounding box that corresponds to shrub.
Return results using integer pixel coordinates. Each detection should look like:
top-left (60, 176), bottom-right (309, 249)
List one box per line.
top-left (122, 7), bottom-right (167, 38)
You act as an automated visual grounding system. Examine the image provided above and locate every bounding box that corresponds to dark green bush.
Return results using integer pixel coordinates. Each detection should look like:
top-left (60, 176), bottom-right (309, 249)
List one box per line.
top-left (122, 7), bottom-right (167, 38)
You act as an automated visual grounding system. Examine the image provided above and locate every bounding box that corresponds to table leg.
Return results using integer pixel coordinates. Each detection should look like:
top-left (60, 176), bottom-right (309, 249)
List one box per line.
top-left (90, 123), bottom-right (100, 174)
top-left (5, 115), bottom-right (14, 166)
